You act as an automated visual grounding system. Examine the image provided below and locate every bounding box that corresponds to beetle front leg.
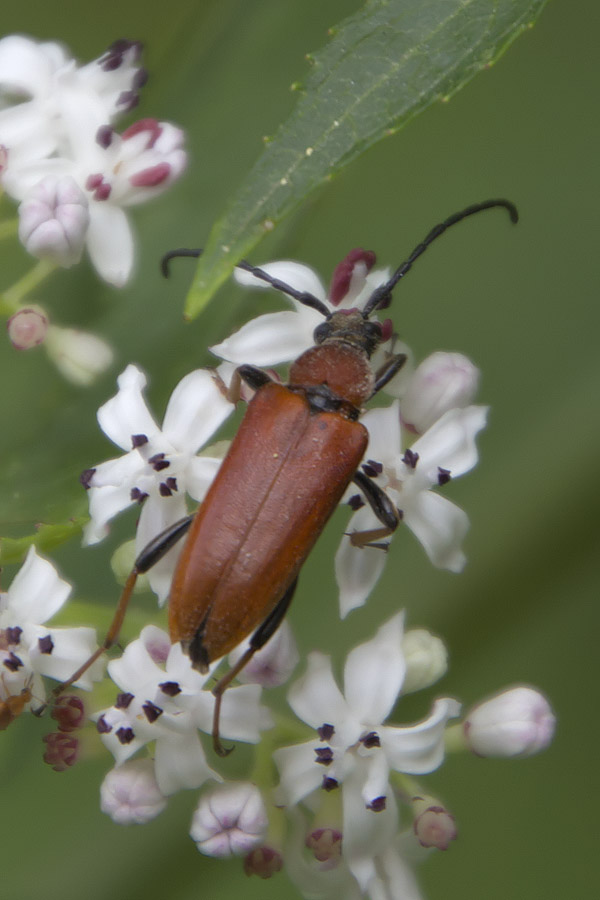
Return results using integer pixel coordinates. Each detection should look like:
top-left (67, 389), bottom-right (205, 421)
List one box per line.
top-left (211, 577), bottom-right (298, 757)
top-left (51, 515), bottom-right (194, 699)
top-left (224, 364), bottom-right (274, 403)
top-left (371, 352), bottom-right (407, 397)
top-left (349, 471), bottom-right (401, 549)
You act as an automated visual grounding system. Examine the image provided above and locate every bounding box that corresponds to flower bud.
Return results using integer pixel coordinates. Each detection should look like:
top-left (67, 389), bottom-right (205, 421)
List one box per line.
top-left (18, 175), bottom-right (89, 267)
top-left (190, 783), bottom-right (268, 857)
top-left (401, 352), bottom-right (480, 433)
top-left (51, 694), bottom-right (86, 732)
top-left (229, 621), bottom-right (299, 688)
top-left (412, 797), bottom-right (457, 850)
top-left (110, 540), bottom-right (149, 592)
top-left (42, 732), bottom-right (79, 771)
top-left (464, 686), bottom-right (555, 758)
top-left (100, 760), bottom-right (167, 825)
top-left (402, 628), bottom-right (448, 693)
top-left (7, 306), bottom-right (48, 350)
top-left (45, 326), bottom-right (113, 385)
top-left (305, 827), bottom-right (342, 866)
top-left (243, 846), bottom-right (283, 879)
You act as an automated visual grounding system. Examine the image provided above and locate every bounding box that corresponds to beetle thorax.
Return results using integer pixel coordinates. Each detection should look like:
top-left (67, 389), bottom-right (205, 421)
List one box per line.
top-left (288, 341), bottom-right (375, 408)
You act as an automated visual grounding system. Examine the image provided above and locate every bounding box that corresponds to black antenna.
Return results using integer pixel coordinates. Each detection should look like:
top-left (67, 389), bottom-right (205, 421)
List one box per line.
top-left (160, 248), bottom-right (330, 317)
top-left (362, 199), bottom-right (518, 318)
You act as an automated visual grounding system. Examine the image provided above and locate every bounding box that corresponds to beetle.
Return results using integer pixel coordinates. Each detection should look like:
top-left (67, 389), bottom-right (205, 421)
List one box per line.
top-left (55, 199), bottom-right (517, 754)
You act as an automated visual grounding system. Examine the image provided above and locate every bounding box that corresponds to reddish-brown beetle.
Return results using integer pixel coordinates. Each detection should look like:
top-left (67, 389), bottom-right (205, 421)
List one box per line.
top-left (56, 199), bottom-right (517, 754)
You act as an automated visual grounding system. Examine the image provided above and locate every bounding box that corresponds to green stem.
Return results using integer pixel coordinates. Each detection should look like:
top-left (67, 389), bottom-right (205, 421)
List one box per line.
top-left (0, 258), bottom-right (57, 316)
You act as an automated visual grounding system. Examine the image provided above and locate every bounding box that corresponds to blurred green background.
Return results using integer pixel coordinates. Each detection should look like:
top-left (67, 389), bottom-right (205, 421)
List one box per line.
top-left (0, 0), bottom-right (597, 898)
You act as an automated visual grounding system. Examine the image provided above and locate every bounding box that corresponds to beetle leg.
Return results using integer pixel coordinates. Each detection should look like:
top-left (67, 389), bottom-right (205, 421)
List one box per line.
top-left (51, 515), bottom-right (194, 700)
top-left (211, 577), bottom-right (298, 757)
top-left (371, 352), bottom-right (407, 397)
top-left (226, 364), bottom-right (274, 403)
top-left (352, 471), bottom-right (400, 530)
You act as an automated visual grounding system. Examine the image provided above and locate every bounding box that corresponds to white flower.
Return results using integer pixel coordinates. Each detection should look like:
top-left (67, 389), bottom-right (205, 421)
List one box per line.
top-left (464, 686), bottom-right (556, 758)
top-left (211, 250), bottom-right (390, 368)
top-left (335, 401), bottom-right (488, 616)
top-left (399, 351), bottom-right (480, 434)
top-left (82, 364), bottom-right (234, 601)
top-left (0, 36), bottom-right (145, 169)
top-left (17, 174), bottom-right (89, 266)
top-left (45, 325), bottom-right (114, 385)
top-left (0, 546), bottom-right (103, 705)
top-left (274, 613), bottom-right (460, 888)
top-left (94, 626), bottom-right (268, 796)
top-left (190, 782), bottom-right (268, 857)
top-left (100, 758), bottom-right (167, 825)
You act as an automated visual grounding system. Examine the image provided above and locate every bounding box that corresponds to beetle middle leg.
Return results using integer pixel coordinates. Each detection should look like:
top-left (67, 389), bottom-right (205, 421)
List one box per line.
top-left (348, 470), bottom-right (401, 549)
top-left (211, 577), bottom-right (298, 757)
top-left (371, 351), bottom-right (407, 397)
top-left (51, 515), bottom-right (194, 699)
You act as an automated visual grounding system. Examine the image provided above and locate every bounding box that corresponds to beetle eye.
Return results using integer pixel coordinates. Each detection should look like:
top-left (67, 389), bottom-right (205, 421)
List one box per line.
top-left (313, 322), bottom-right (332, 344)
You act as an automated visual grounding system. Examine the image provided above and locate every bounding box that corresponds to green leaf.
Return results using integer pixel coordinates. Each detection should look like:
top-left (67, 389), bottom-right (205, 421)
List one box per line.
top-left (0, 517), bottom-right (87, 565)
top-left (185, 0), bottom-right (548, 318)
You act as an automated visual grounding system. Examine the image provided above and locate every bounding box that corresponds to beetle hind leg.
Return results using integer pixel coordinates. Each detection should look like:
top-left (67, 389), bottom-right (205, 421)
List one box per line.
top-left (211, 577), bottom-right (298, 757)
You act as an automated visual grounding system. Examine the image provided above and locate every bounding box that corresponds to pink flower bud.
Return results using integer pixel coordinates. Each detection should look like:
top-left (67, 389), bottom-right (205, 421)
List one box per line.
top-left (229, 621), bottom-right (299, 687)
top-left (100, 760), bottom-right (167, 825)
top-left (305, 827), bottom-right (343, 866)
top-left (243, 846), bottom-right (283, 879)
top-left (7, 306), bottom-right (48, 350)
top-left (190, 783), bottom-right (268, 857)
top-left (464, 686), bottom-right (555, 758)
top-left (42, 732), bottom-right (79, 771)
top-left (51, 694), bottom-right (86, 732)
top-left (401, 352), bottom-right (480, 434)
top-left (413, 800), bottom-right (457, 850)
top-left (18, 175), bottom-right (89, 267)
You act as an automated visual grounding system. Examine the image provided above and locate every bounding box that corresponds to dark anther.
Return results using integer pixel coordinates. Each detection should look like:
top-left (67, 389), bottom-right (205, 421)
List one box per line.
top-left (159, 482), bottom-right (173, 497)
top-left (130, 487), bottom-right (149, 504)
top-left (142, 701), bottom-right (163, 723)
top-left (348, 494), bottom-right (365, 511)
top-left (131, 433), bottom-right (149, 448)
top-left (96, 125), bottom-right (113, 149)
top-left (315, 747), bottom-right (334, 766)
top-left (367, 796), bottom-right (386, 812)
top-left (4, 626), bottom-right (22, 646)
top-left (159, 681), bottom-right (181, 697)
top-left (115, 692), bottom-right (134, 709)
top-left (96, 715), bottom-right (112, 734)
top-left (402, 448), bottom-right (419, 469)
top-left (318, 723), bottom-right (335, 741)
top-left (38, 635), bottom-right (54, 655)
top-left (322, 776), bottom-right (339, 792)
top-left (362, 461), bottom-right (382, 478)
top-left (80, 468), bottom-right (96, 489)
top-left (360, 731), bottom-right (381, 749)
top-left (3, 651), bottom-right (23, 672)
top-left (116, 726), bottom-right (135, 744)
top-left (149, 453), bottom-right (170, 472)
top-left (438, 467), bottom-right (452, 486)
top-left (165, 477), bottom-right (178, 492)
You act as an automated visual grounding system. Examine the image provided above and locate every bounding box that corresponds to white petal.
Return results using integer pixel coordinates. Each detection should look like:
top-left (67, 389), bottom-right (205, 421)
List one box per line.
top-left (185, 456), bottom-right (222, 501)
top-left (343, 613), bottom-right (406, 726)
top-left (136, 495), bottom-right (188, 604)
top-left (107, 633), bottom-right (160, 694)
top-left (211, 310), bottom-right (316, 366)
top-left (0, 36), bottom-right (65, 94)
top-left (217, 684), bottom-right (267, 743)
top-left (273, 740), bottom-right (324, 806)
top-left (28, 625), bottom-right (102, 688)
top-left (84, 481), bottom-right (135, 545)
top-left (234, 260), bottom-right (326, 301)
top-left (404, 491), bottom-right (468, 571)
top-left (360, 402), bottom-right (402, 467)
top-left (86, 202), bottom-right (135, 287)
top-left (378, 844), bottom-right (424, 900)
top-left (154, 732), bottom-right (216, 795)
top-left (411, 405), bottom-right (488, 480)
top-left (335, 508), bottom-right (388, 618)
top-left (381, 697), bottom-right (461, 774)
top-left (162, 369), bottom-right (233, 452)
top-left (97, 365), bottom-right (159, 450)
top-left (343, 764), bottom-right (398, 891)
top-left (287, 652), bottom-right (348, 730)
top-left (7, 546), bottom-right (70, 624)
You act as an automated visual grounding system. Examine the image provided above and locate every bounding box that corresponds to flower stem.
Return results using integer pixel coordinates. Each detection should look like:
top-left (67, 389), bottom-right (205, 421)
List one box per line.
top-left (0, 258), bottom-right (57, 316)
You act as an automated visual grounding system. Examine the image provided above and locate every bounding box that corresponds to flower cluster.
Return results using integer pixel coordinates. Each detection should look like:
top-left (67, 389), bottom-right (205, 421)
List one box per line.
top-left (0, 35), bottom-right (187, 285)
top-left (4, 248), bottom-right (555, 900)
